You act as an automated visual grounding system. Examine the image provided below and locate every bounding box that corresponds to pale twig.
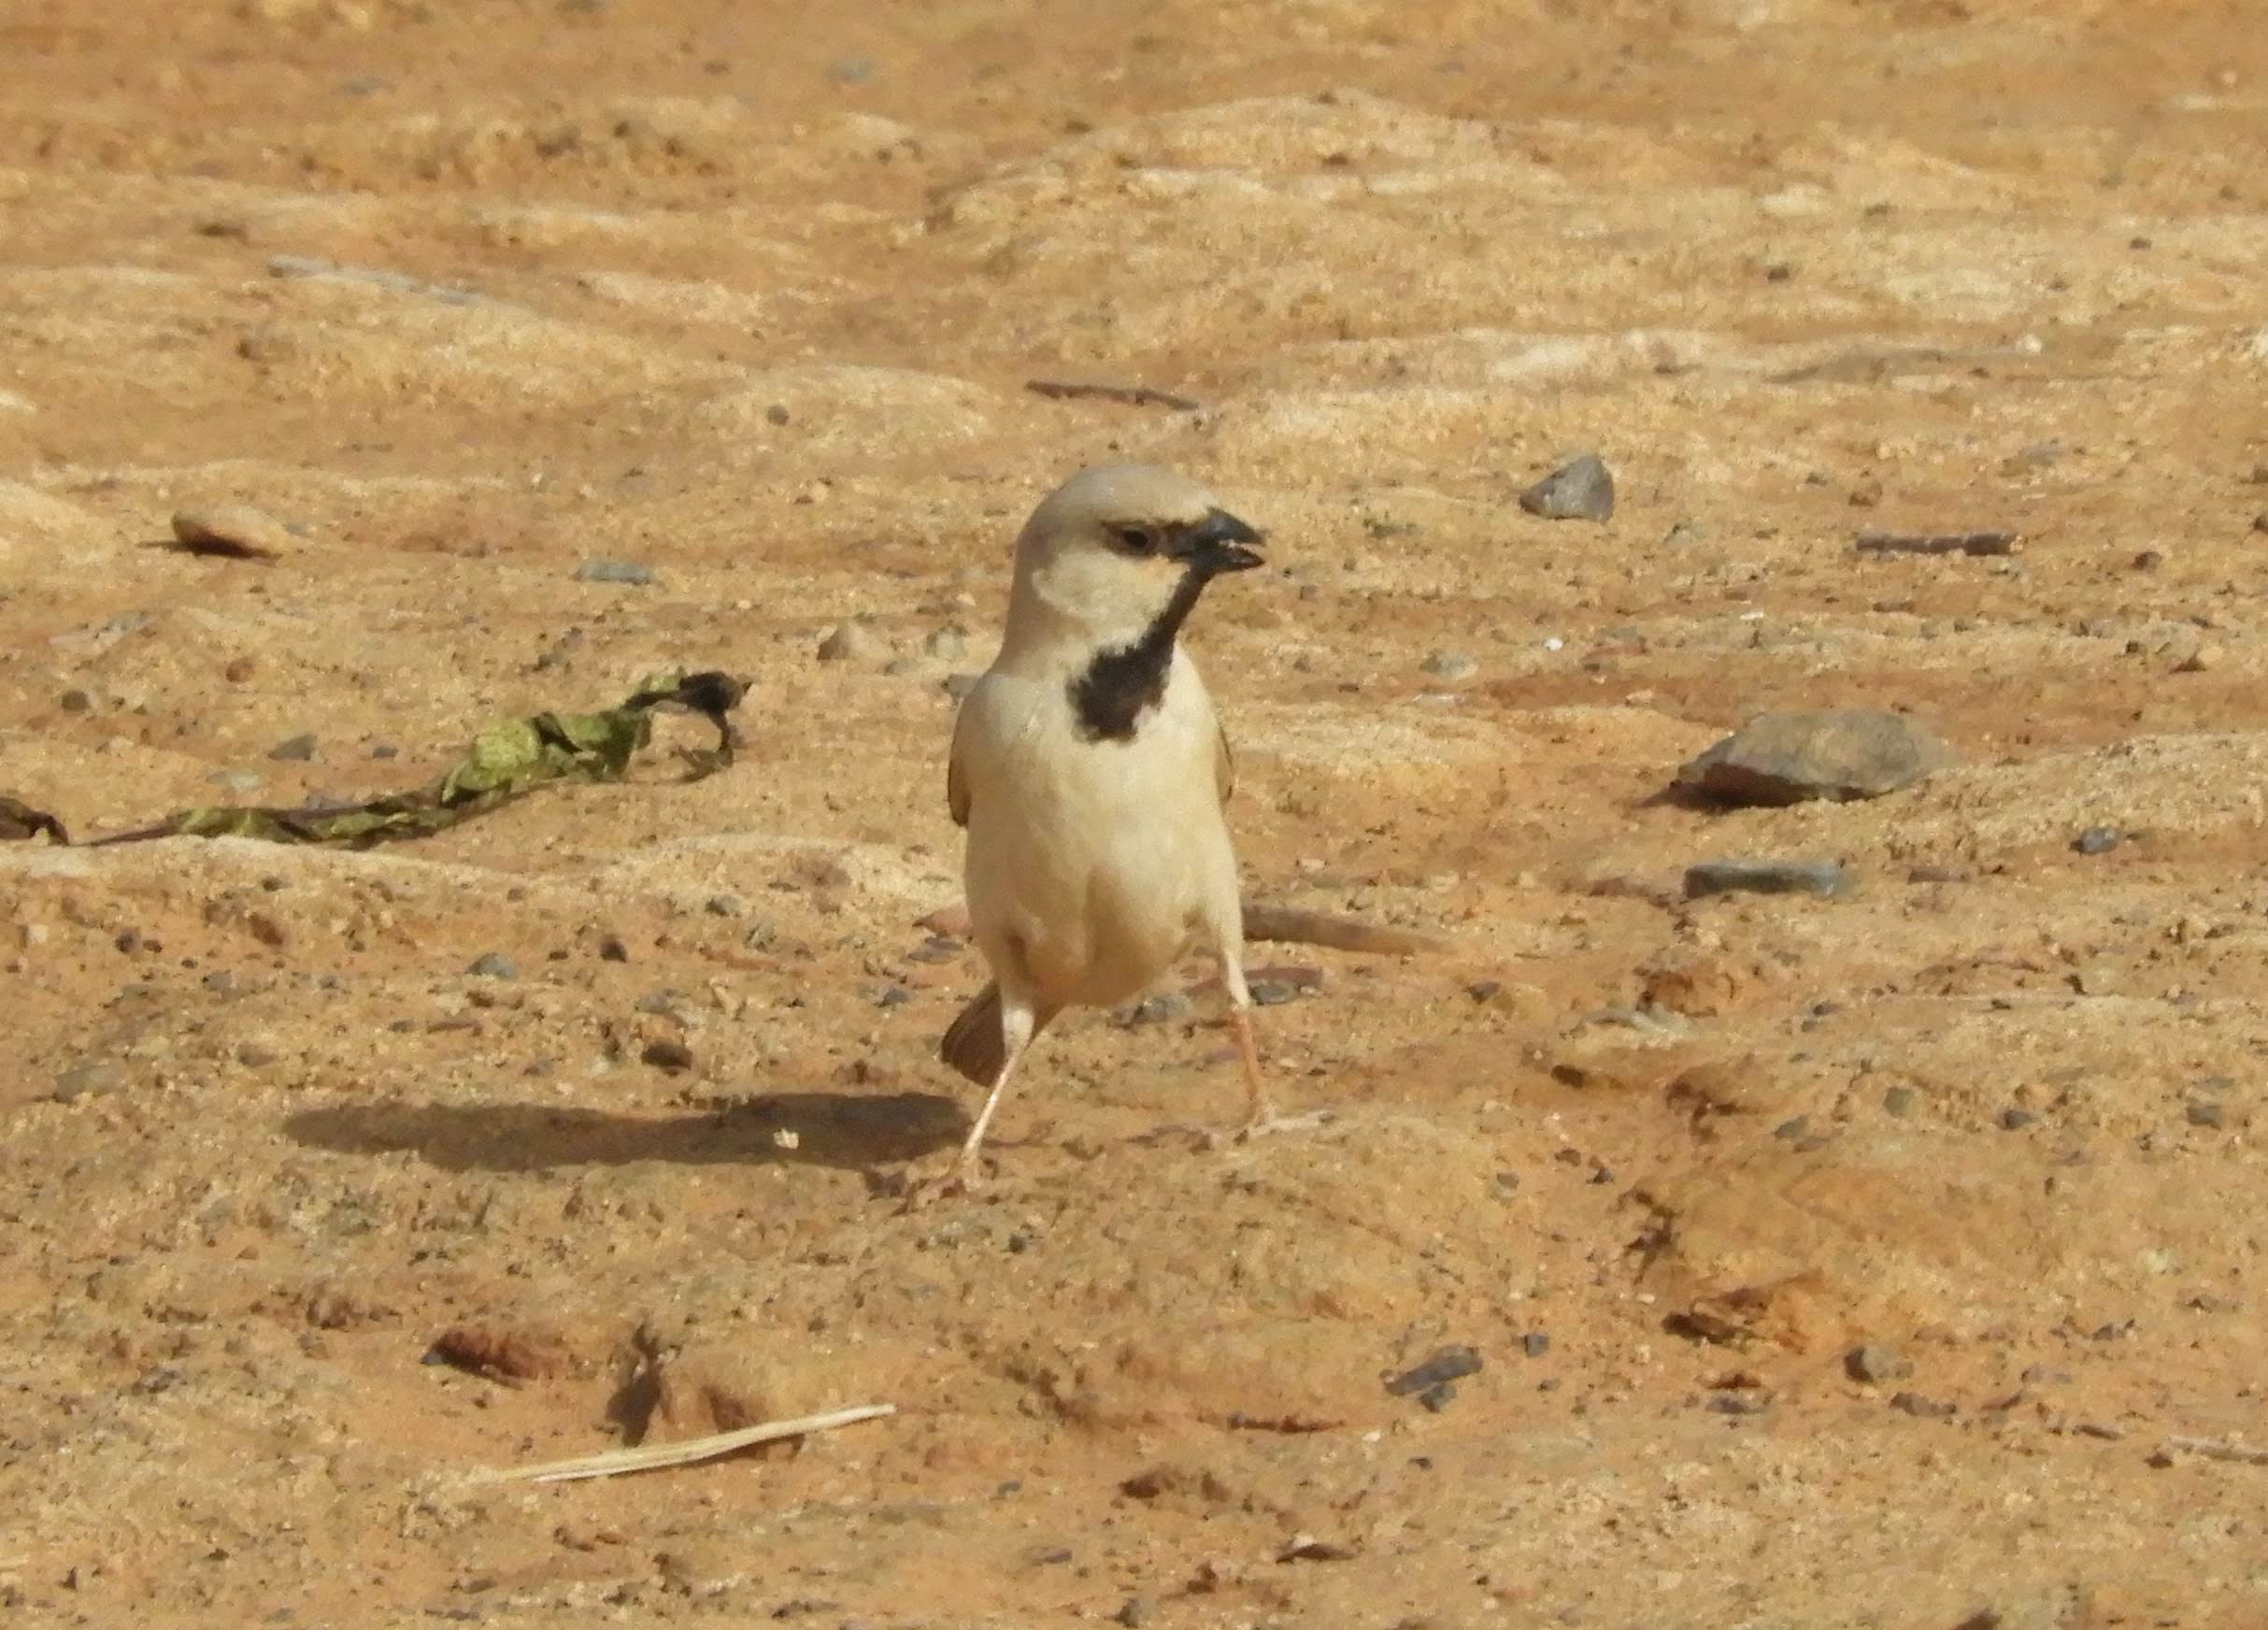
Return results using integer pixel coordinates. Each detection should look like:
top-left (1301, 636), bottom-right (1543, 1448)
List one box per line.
top-left (2162, 1435), bottom-right (2268, 1466)
top-left (469, 1403), bottom-right (895, 1485)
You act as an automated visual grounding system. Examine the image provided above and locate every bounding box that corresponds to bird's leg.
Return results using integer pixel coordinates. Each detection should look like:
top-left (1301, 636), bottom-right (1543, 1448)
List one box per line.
top-left (907, 992), bottom-right (1035, 1208)
top-left (1217, 950), bottom-right (1331, 1142)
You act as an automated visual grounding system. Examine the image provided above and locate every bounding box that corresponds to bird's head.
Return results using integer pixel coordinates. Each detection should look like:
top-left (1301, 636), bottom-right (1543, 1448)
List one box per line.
top-left (1006, 464), bottom-right (1265, 653)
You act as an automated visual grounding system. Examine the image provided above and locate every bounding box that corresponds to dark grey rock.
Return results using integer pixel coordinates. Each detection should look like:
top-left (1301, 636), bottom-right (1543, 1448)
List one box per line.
top-left (1882, 1085), bottom-right (1919, 1118)
top-left (1890, 1391), bottom-right (1957, 1420)
top-left (1676, 709), bottom-right (1952, 805)
top-left (2000, 1108), bottom-right (2037, 1130)
top-left (1846, 1343), bottom-right (1913, 1383)
top-left (1124, 992), bottom-right (1192, 1026)
top-left (466, 951), bottom-right (518, 979)
top-left (640, 1039), bottom-right (695, 1072)
top-left (269, 733), bottom-right (318, 762)
top-left (1248, 979), bottom-right (1303, 1007)
top-left (1417, 1380), bottom-right (1457, 1412)
top-left (575, 558), bottom-right (655, 586)
top-left (2187, 1101), bottom-right (2225, 1129)
top-left (1522, 1331), bottom-right (1550, 1358)
top-left (1684, 859), bottom-right (1849, 900)
top-left (1384, 1344), bottom-right (1483, 1397)
top-left (2074, 826), bottom-right (2122, 855)
top-left (1519, 454), bottom-right (1616, 522)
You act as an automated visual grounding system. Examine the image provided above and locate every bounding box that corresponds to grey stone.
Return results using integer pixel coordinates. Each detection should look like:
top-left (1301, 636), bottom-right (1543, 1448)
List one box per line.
top-left (1846, 1343), bottom-right (1913, 1383)
top-left (466, 951), bottom-right (519, 979)
top-left (1421, 651), bottom-right (1477, 680)
top-left (1384, 1345), bottom-right (1483, 1397)
top-left (1519, 453), bottom-right (1616, 522)
top-left (52, 1062), bottom-right (126, 1103)
top-left (817, 620), bottom-right (882, 663)
top-left (2187, 1101), bottom-right (2225, 1129)
top-left (2074, 826), bottom-right (2122, 855)
top-left (1676, 709), bottom-right (1952, 805)
top-left (575, 558), bottom-right (655, 586)
top-left (1124, 992), bottom-right (1192, 1026)
top-left (269, 733), bottom-right (318, 762)
top-left (1683, 859), bottom-right (1848, 900)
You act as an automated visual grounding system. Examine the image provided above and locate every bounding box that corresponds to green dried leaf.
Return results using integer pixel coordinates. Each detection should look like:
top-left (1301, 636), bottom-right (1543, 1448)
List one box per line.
top-left (81, 670), bottom-right (746, 851)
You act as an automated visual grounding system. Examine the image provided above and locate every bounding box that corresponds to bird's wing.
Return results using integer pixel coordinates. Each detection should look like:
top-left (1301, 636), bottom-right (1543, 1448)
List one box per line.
top-left (947, 707), bottom-right (973, 827)
top-left (1215, 720), bottom-right (1235, 807)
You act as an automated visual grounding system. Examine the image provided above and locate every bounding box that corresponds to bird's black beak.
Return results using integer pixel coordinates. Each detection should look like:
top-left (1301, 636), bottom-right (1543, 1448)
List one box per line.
top-left (1169, 507), bottom-right (1266, 576)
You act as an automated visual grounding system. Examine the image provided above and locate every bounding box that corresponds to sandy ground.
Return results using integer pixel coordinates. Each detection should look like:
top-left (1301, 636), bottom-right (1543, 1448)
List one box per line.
top-left (5, 0), bottom-right (2268, 1623)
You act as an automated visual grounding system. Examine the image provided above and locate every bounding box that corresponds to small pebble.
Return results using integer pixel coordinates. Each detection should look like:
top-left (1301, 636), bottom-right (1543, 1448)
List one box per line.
top-left (211, 769), bottom-right (264, 793)
top-left (1882, 1085), bottom-right (1919, 1118)
top-left (171, 502), bottom-right (294, 558)
top-left (817, 621), bottom-right (882, 663)
top-left (51, 1062), bottom-right (126, 1103)
top-left (576, 558), bottom-right (654, 586)
top-left (764, 403), bottom-right (791, 426)
top-left (2252, 512), bottom-right (2268, 535)
top-left (58, 688), bottom-right (92, 712)
top-left (1684, 859), bottom-right (1847, 900)
top-left (1114, 1597), bottom-right (1153, 1629)
top-left (1125, 993), bottom-right (1191, 1025)
top-left (2073, 826), bottom-right (2122, 855)
top-left (2132, 549), bottom-right (2164, 570)
top-left (1522, 1332), bottom-right (1550, 1358)
top-left (1420, 651), bottom-right (1476, 681)
top-left (269, 733), bottom-right (318, 762)
top-left (1248, 979), bottom-right (1302, 1007)
top-left (2000, 1108), bottom-right (2037, 1130)
top-left (1385, 1345), bottom-right (1483, 1397)
top-left (704, 894), bottom-right (743, 917)
top-left (467, 952), bottom-right (519, 979)
top-left (1773, 1116), bottom-right (1810, 1141)
top-left (1417, 1380), bottom-right (1457, 1412)
top-left (1890, 1391), bottom-right (1957, 1421)
top-left (640, 1039), bottom-right (695, 1072)
top-left (1519, 453), bottom-right (1616, 522)
top-left (2186, 1101), bottom-right (2225, 1129)
top-left (1846, 1343), bottom-right (1914, 1384)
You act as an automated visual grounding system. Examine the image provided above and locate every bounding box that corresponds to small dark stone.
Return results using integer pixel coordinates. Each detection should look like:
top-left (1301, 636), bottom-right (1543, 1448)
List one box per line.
top-left (2074, 826), bottom-right (2122, 855)
top-left (58, 688), bottom-right (92, 712)
top-left (1385, 1344), bottom-right (1483, 1397)
top-left (1773, 1115), bottom-right (1811, 1141)
top-left (1519, 453), bottom-right (1616, 522)
top-left (704, 894), bottom-right (742, 917)
top-left (1248, 979), bottom-right (1302, 1007)
top-left (2252, 511), bottom-right (2268, 536)
top-left (599, 937), bottom-right (630, 963)
top-left (466, 952), bottom-right (518, 979)
top-left (1882, 1085), bottom-right (1919, 1118)
top-left (2000, 1108), bottom-right (2037, 1130)
top-left (1706, 1392), bottom-right (1768, 1415)
top-left (1684, 859), bottom-right (1848, 900)
top-left (269, 733), bottom-right (318, 762)
top-left (2132, 549), bottom-right (2165, 570)
top-left (2186, 1101), bottom-right (2225, 1129)
top-left (1522, 1332), bottom-right (1550, 1358)
top-left (1890, 1391), bottom-right (1957, 1420)
top-left (1417, 1380), bottom-right (1457, 1412)
top-left (370, 742), bottom-right (399, 760)
top-left (575, 558), bottom-right (655, 586)
top-left (765, 403), bottom-right (792, 426)
top-left (1114, 1599), bottom-right (1153, 1629)
top-left (640, 1039), bottom-right (695, 1072)
top-left (1846, 1343), bottom-right (1913, 1384)
top-left (1124, 992), bottom-right (1192, 1026)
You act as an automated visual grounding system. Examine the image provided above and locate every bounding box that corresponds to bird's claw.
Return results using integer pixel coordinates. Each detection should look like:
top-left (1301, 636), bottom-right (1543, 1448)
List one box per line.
top-left (1234, 1108), bottom-right (1335, 1142)
top-left (892, 1157), bottom-right (986, 1212)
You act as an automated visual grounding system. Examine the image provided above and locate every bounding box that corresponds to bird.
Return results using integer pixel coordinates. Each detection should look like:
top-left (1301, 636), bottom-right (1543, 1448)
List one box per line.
top-left (928, 462), bottom-right (1287, 1193)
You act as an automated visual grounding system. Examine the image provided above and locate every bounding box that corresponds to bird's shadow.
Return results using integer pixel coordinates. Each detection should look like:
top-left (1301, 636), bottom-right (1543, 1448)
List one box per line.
top-left (282, 1089), bottom-right (967, 1176)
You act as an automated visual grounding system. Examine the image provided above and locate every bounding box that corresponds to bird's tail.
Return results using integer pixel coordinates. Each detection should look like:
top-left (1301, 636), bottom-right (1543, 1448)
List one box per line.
top-left (941, 982), bottom-right (1007, 1086)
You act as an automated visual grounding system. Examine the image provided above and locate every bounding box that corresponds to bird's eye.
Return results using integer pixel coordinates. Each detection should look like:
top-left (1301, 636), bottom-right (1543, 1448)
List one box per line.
top-left (1113, 526), bottom-right (1156, 554)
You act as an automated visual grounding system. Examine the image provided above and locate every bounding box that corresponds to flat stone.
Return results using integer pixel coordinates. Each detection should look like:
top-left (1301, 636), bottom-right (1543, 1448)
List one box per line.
top-left (575, 558), bottom-right (655, 586)
top-left (268, 733), bottom-right (318, 762)
top-left (1519, 453), bottom-right (1615, 522)
top-left (171, 503), bottom-right (294, 559)
top-left (1384, 1344), bottom-right (1483, 1397)
top-left (1683, 859), bottom-right (1849, 900)
top-left (466, 951), bottom-right (519, 979)
top-left (1676, 709), bottom-right (1952, 805)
